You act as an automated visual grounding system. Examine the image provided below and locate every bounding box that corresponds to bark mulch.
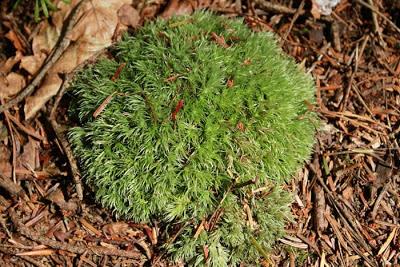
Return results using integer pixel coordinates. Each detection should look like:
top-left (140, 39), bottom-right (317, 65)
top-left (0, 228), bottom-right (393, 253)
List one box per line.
top-left (0, 0), bottom-right (399, 266)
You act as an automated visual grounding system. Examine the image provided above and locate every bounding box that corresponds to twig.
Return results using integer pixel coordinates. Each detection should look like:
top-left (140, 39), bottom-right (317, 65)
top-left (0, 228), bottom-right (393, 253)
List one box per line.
top-left (340, 44), bottom-right (359, 112)
top-left (0, 246), bottom-right (46, 267)
top-left (254, 0), bottom-right (299, 14)
top-left (367, 0), bottom-right (386, 47)
top-left (282, 0), bottom-right (305, 42)
top-left (9, 210), bottom-right (144, 260)
top-left (152, 221), bottom-right (191, 265)
top-left (7, 114), bottom-right (44, 141)
top-left (371, 182), bottom-right (390, 219)
top-left (48, 77), bottom-right (83, 200)
top-left (0, 0), bottom-right (87, 115)
top-left (356, 0), bottom-right (400, 34)
top-left (1, 98), bottom-right (17, 183)
top-left (296, 233), bottom-right (321, 255)
top-left (316, 176), bottom-right (378, 266)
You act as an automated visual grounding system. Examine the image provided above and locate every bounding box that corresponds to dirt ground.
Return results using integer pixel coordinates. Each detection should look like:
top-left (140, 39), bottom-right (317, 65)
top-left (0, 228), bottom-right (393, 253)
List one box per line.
top-left (0, 0), bottom-right (399, 266)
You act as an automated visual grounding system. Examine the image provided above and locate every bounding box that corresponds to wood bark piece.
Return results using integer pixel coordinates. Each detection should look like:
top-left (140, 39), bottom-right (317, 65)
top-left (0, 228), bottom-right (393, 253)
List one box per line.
top-left (9, 210), bottom-right (145, 260)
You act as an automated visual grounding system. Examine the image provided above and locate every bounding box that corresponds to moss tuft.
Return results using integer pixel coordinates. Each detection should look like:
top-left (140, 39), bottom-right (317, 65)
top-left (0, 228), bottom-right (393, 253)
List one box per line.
top-left (68, 11), bottom-right (317, 266)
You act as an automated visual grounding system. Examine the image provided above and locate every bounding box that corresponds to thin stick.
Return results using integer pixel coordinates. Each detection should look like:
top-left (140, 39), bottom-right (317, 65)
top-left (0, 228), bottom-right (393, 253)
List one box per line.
top-left (316, 176), bottom-right (377, 266)
top-left (48, 77), bottom-right (84, 200)
top-left (282, 0), bottom-right (305, 42)
top-left (367, 0), bottom-right (385, 47)
top-left (0, 0), bottom-right (87, 115)
top-left (340, 44), bottom-right (359, 112)
top-left (7, 114), bottom-right (44, 141)
top-left (1, 98), bottom-right (17, 183)
top-left (356, 0), bottom-right (400, 34)
top-left (0, 247), bottom-right (46, 267)
top-left (254, 0), bottom-right (299, 14)
top-left (371, 182), bottom-right (391, 219)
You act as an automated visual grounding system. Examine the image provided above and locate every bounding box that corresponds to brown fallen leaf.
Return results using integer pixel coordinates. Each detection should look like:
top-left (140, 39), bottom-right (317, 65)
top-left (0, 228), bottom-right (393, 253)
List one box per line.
top-left (18, 137), bottom-right (40, 171)
top-left (22, 0), bottom-right (131, 120)
top-left (0, 51), bottom-right (23, 75)
top-left (103, 222), bottom-right (129, 236)
top-left (140, 4), bottom-right (161, 22)
top-left (47, 188), bottom-right (78, 212)
top-left (227, 79), bottom-right (234, 88)
top-left (118, 4), bottom-right (140, 28)
top-left (0, 72), bottom-right (26, 99)
top-left (311, 0), bottom-right (322, 19)
top-left (211, 32), bottom-right (229, 48)
top-left (20, 54), bottom-right (47, 75)
top-left (93, 92), bottom-right (116, 118)
top-left (5, 30), bottom-right (25, 53)
top-left (160, 0), bottom-right (195, 19)
top-left (342, 186), bottom-right (354, 201)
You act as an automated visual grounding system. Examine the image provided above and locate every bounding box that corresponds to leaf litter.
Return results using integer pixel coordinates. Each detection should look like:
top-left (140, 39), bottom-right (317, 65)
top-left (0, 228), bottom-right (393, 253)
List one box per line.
top-left (0, 0), bottom-right (399, 266)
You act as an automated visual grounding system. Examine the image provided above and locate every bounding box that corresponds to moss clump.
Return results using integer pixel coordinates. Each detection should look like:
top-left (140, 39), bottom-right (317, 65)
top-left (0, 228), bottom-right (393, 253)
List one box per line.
top-left (69, 12), bottom-right (316, 266)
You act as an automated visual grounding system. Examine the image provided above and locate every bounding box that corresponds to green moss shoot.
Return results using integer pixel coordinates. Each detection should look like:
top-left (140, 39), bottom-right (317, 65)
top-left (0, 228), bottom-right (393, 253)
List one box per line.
top-left (68, 11), bottom-right (317, 266)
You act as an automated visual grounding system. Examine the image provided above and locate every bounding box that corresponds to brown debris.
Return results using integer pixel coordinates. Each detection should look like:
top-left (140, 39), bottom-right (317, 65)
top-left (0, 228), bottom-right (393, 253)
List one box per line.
top-left (0, 0), bottom-right (399, 266)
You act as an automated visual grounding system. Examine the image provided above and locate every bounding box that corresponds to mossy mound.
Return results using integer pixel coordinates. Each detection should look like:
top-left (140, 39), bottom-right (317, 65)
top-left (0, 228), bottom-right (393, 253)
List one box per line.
top-left (69, 12), bottom-right (316, 266)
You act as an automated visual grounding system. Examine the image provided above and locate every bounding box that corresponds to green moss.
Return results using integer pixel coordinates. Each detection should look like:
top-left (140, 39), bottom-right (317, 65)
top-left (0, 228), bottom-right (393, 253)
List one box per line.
top-left (68, 11), bottom-right (317, 266)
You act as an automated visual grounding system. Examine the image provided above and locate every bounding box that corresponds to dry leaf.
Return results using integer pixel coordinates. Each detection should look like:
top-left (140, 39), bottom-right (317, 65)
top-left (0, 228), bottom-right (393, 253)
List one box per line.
top-left (140, 4), bottom-right (160, 21)
top-left (22, 0), bottom-right (131, 120)
top-left (5, 31), bottom-right (25, 53)
top-left (18, 137), bottom-right (39, 171)
top-left (47, 188), bottom-right (78, 212)
top-left (161, 0), bottom-right (195, 18)
top-left (103, 222), bottom-right (129, 235)
top-left (211, 32), bottom-right (229, 48)
top-left (0, 51), bottom-right (23, 75)
top-left (47, 188), bottom-right (66, 206)
top-left (118, 4), bottom-right (140, 28)
top-left (0, 72), bottom-right (26, 98)
top-left (342, 186), bottom-right (354, 201)
top-left (311, 0), bottom-right (321, 19)
top-left (20, 54), bottom-right (47, 75)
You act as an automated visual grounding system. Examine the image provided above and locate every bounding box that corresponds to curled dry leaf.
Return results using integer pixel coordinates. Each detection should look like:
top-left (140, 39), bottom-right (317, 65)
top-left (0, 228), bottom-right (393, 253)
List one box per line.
top-left (0, 72), bottom-right (26, 99)
top-left (21, 0), bottom-right (131, 120)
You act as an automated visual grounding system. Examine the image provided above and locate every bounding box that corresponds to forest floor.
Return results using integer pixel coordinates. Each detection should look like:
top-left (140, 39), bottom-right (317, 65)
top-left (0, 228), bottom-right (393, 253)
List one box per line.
top-left (0, 0), bottom-right (399, 266)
